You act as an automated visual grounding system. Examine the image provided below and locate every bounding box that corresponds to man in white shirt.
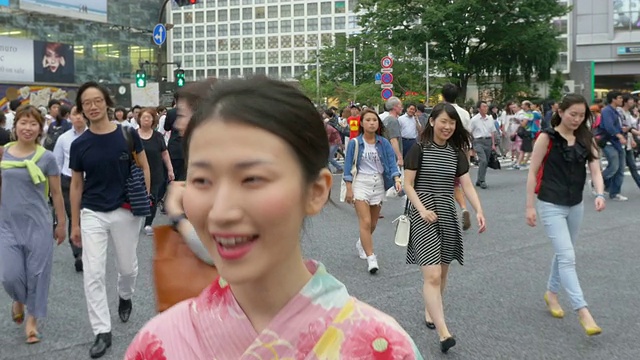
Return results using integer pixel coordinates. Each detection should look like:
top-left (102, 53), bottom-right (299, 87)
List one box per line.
top-left (398, 104), bottom-right (422, 158)
top-left (52, 105), bottom-right (87, 272)
top-left (4, 99), bottom-right (21, 131)
top-left (469, 101), bottom-right (496, 189)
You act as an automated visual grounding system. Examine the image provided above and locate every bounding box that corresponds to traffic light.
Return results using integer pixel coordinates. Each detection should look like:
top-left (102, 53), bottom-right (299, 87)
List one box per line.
top-left (135, 69), bottom-right (147, 88)
top-left (175, 69), bottom-right (185, 87)
top-left (176, 0), bottom-right (198, 6)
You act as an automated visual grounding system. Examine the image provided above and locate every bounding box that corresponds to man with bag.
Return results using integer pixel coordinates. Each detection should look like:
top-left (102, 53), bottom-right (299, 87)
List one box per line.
top-left (69, 82), bottom-right (151, 359)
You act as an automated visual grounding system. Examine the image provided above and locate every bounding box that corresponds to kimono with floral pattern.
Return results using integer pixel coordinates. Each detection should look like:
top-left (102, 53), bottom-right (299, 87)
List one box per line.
top-left (125, 260), bottom-right (423, 359)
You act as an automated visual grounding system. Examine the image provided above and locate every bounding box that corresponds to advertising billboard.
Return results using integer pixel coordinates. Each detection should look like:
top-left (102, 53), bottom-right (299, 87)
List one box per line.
top-left (20, 0), bottom-right (107, 23)
top-left (0, 36), bottom-right (75, 84)
top-left (0, 84), bottom-right (77, 112)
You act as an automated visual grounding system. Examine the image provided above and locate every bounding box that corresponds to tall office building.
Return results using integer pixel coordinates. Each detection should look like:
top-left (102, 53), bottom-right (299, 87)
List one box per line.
top-left (167, 0), bottom-right (359, 81)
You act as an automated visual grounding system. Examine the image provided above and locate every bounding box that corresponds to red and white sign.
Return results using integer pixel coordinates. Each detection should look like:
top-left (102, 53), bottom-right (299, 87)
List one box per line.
top-left (380, 56), bottom-right (393, 69)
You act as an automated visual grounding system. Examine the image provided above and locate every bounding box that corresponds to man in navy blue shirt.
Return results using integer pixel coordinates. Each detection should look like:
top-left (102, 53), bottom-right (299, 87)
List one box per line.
top-left (69, 82), bottom-right (151, 359)
top-left (596, 91), bottom-right (627, 201)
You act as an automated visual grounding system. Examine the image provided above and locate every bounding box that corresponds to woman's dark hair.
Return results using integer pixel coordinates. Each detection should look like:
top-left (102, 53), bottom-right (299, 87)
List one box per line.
top-left (358, 108), bottom-right (384, 136)
top-left (114, 107), bottom-right (126, 120)
top-left (504, 101), bottom-right (515, 115)
top-left (420, 103), bottom-right (471, 151)
top-left (550, 93), bottom-right (597, 161)
top-left (57, 104), bottom-right (71, 120)
top-left (75, 81), bottom-right (114, 113)
top-left (184, 76), bottom-right (329, 184)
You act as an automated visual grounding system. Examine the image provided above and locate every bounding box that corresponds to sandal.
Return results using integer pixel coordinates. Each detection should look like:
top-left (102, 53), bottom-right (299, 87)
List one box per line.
top-left (11, 303), bottom-right (24, 325)
top-left (26, 330), bottom-right (41, 344)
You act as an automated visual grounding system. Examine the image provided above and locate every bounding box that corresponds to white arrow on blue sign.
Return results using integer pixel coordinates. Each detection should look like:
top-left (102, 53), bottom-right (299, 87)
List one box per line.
top-left (153, 23), bottom-right (167, 46)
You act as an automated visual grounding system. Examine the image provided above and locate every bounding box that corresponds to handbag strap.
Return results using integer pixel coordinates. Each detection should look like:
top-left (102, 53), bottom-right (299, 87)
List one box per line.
top-left (350, 138), bottom-right (359, 178)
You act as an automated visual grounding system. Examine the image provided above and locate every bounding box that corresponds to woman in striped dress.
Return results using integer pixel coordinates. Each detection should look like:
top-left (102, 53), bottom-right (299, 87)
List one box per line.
top-left (403, 103), bottom-right (486, 353)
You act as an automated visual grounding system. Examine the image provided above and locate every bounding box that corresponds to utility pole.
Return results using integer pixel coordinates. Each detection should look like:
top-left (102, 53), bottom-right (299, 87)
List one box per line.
top-left (156, 0), bottom-right (171, 81)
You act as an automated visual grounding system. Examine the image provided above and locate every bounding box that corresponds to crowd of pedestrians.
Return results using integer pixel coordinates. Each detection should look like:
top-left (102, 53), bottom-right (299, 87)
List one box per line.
top-left (0, 77), bottom-right (637, 358)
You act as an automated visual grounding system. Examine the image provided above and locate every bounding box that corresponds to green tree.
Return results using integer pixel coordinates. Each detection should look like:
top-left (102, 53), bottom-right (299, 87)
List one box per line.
top-left (357, 0), bottom-right (569, 101)
top-left (548, 70), bottom-right (565, 101)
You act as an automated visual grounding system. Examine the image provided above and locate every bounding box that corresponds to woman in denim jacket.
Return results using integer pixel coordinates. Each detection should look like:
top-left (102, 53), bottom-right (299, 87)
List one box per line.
top-left (343, 109), bottom-right (402, 274)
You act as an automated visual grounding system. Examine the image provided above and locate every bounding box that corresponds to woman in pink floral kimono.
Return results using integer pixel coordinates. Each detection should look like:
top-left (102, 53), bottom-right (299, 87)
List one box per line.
top-left (125, 77), bottom-right (423, 359)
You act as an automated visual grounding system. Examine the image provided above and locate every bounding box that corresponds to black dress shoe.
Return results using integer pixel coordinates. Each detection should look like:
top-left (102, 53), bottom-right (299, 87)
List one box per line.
top-left (90, 332), bottom-right (112, 359)
top-left (74, 258), bottom-right (83, 272)
top-left (425, 320), bottom-right (436, 329)
top-left (440, 337), bottom-right (456, 353)
top-left (118, 297), bottom-right (132, 323)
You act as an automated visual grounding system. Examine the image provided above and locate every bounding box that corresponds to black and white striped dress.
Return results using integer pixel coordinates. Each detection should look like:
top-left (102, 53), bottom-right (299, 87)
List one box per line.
top-left (404, 142), bottom-right (469, 266)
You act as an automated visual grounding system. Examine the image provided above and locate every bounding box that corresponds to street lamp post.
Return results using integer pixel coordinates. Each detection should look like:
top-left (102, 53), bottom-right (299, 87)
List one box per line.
top-left (425, 42), bottom-right (430, 105)
top-left (307, 41), bottom-right (320, 105)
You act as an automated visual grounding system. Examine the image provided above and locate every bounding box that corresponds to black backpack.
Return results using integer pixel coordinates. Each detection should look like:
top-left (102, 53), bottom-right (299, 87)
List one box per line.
top-left (44, 122), bottom-right (69, 151)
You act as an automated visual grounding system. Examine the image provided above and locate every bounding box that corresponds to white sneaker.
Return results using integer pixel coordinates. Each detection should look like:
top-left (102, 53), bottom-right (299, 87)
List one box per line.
top-left (144, 225), bottom-right (153, 236)
top-left (611, 194), bottom-right (628, 201)
top-left (356, 239), bottom-right (366, 259)
top-left (367, 254), bottom-right (379, 274)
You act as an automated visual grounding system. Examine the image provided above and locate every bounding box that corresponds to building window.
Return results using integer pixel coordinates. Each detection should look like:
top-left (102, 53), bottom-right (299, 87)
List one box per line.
top-left (268, 51), bottom-right (278, 63)
top-left (281, 20), bottom-right (291, 32)
top-left (184, 13), bottom-right (193, 23)
top-left (294, 50), bottom-right (305, 62)
top-left (267, 5), bottom-right (278, 18)
top-left (206, 0), bottom-right (215, 8)
top-left (196, 55), bottom-right (205, 67)
top-left (230, 38), bottom-right (241, 50)
top-left (294, 65), bottom-right (306, 76)
top-left (243, 38), bottom-right (253, 50)
top-left (230, 0), bottom-right (239, 5)
top-left (219, 53), bottom-right (229, 66)
top-left (230, 53), bottom-right (241, 66)
top-left (268, 21), bottom-right (278, 33)
top-left (184, 27), bottom-right (194, 38)
top-left (184, 41), bottom-right (194, 53)
top-left (256, 51), bottom-right (266, 64)
top-left (218, 69), bottom-right (229, 78)
top-left (173, 56), bottom-right (182, 65)
top-left (196, 40), bottom-right (205, 52)
top-left (195, 11), bottom-right (205, 23)
top-left (173, 13), bottom-right (182, 24)
top-left (281, 66), bottom-right (292, 78)
top-left (185, 70), bottom-right (194, 81)
top-left (294, 19), bottom-right (305, 32)
top-left (281, 51), bottom-right (292, 63)
top-left (553, 19), bottom-right (567, 34)
top-left (307, 34), bottom-right (318, 44)
top-left (268, 36), bottom-right (279, 49)
top-left (243, 22), bottom-right (253, 35)
top-left (256, 6), bottom-right (265, 19)
top-left (321, 17), bottom-right (332, 30)
top-left (281, 35), bottom-right (292, 48)
top-left (255, 67), bottom-right (266, 75)
top-left (207, 68), bottom-right (216, 78)
top-left (348, 15), bottom-right (358, 29)
top-left (184, 55), bottom-right (194, 68)
top-left (321, 2), bottom-right (331, 14)
top-left (218, 0), bottom-right (227, 5)
top-left (243, 52), bottom-right (253, 65)
top-left (230, 23), bottom-right (240, 36)
top-left (268, 66), bottom-right (279, 77)
top-left (256, 37), bottom-right (266, 49)
top-left (307, 2), bottom-right (318, 15)
top-left (307, 18), bottom-right (318, 31)
top-left (294, 35), bottom-right (305, 47)
top-left (206, 10), bottom-right (215, 22)
top-left (173, 42), bottom-right (182, 54)
top-left (218, 24), bottom-right (228, 36)
top-left (195, 25), bottom-right (205, 38)
top-left (243, 68), bottom-right (253, 76)
top-left (555, 53), bottom-right (568, 71)
top-left (321, 33), bottom-right (332, 46)
top-left (173, 28), bottom-right (182, 40)
top-left (207, 25), bottom-right (216, 37)
top-left (231, 68), bottom-right (241, 77)
top-left (218, 39), bottom-right (229, 51)
top-left (255, 22), bottom-right (266, 34)
top-left (335, 1), bottom-right (346, 13)
top-left (207, 39), bottom-right (217, 52)
top-left (218, 9), bottom-right (228, 21)
top-left (242, 0), bottom-right (251, 4)
top-left (280, 4), bottom-right (291, 17)
top-left (294, 4), bottom-right (304, 16)
top-left (242, 7), bottom-right (252, 20)
top-left (613, 0), bottom-right (640, 31)
top-left (207, 54), bottom-right (216, 66)
top-left (230, 8), bottom-right (240, 21)
top-left (335, 17), bottom-right (345, 30)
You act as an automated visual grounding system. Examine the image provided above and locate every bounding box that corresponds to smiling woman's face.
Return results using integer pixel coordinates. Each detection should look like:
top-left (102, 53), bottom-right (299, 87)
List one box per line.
top-left (183, 120), bottom-right (311, 285)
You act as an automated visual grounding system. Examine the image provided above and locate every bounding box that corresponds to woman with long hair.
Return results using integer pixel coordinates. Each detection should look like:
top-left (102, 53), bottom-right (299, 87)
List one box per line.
top-left (525, 93), bottom-right (604, 336)
top-left (403, 103), bottom-right (486, 353)
top-left (125, 77), bottom-right (422, 359)
top-left (343, 108), bottom-right (402, 274)
top-left (0, 105), bottom-right (66, 344)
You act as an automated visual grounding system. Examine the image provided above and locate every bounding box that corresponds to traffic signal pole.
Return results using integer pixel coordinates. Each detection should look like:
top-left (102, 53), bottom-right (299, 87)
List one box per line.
top-left (156, 0), bottom-right (171, 81)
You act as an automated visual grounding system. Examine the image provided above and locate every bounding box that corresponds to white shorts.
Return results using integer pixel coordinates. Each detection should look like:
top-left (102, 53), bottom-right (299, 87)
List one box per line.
top-left (352, 173), bottom-right (385, 205)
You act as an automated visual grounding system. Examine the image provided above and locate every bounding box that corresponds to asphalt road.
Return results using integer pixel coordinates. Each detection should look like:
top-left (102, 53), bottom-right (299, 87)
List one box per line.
top-left (1, 167), bottom-right (639, 360)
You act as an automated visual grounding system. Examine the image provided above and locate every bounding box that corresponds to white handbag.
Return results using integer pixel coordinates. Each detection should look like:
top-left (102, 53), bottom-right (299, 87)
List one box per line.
top-left (340, 140), bottom-right (359, 202)
top-left (392, 199), bottom-right (411, 247)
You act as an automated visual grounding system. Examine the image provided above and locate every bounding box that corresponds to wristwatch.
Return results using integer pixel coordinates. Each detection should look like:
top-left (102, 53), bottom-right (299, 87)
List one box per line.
top-left (169, 213), bottom-right (188, 229)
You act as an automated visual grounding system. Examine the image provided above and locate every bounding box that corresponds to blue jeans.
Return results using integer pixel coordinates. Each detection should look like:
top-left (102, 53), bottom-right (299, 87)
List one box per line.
top-left (328, 144), bottom-right (343, 172)
top-left (625, 150), bottom-right (640, 189)
top-left (537, 200), bottom-right (588, 311)
top-left (602, 144), bottom-right (625, 197)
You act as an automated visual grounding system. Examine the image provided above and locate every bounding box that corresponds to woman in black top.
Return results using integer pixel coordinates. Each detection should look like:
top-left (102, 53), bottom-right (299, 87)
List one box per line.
top-left (526, 94), bottom-right (605, 336)
top-left (137, 108), bottom-right (174, 235)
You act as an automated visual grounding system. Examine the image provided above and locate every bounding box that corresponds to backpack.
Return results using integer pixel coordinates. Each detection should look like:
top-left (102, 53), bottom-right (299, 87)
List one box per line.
top-left (44, 122), bottom-right (69, 151)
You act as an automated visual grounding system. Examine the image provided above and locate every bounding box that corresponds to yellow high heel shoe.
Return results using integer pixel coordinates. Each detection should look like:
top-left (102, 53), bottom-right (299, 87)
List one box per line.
top-left (544, 293), bottom-right (565, 318)
top-left (580, 320), bottom-right (602, 336)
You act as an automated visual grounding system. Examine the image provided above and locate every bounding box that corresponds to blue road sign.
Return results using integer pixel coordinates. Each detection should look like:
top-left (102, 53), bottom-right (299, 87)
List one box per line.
top-left (381, 88), bottom-right (393, 100)
top-left (381, 73), bottom-right (393, 84)
top-left (153, 23), bottom-right (167, 46)
top-left (375, 73), bottom-right (382, 81)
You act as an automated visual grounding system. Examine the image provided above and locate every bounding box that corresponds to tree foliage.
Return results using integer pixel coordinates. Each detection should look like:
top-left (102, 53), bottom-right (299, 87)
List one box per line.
top-left (356, 0), bottom-right (570, 101)
top-left (548, 70), bottom-right (565, 101)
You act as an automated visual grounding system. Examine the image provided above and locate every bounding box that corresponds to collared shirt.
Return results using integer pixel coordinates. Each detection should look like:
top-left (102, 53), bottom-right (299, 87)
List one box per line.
top-left (398, 114), bottom-right (419, 139)
top-left (469, 113), bottom-right (496, 139)
top-left (53, 126), bottom-right (87, 177)
top-left (4, 111), bottom-right (15, 131)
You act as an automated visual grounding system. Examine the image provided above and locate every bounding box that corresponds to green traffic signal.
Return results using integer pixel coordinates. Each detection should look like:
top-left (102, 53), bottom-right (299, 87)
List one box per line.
top-left (135, 69), bottom-right (147, 88)
top-left (175, 69), bottom-right (185, 87)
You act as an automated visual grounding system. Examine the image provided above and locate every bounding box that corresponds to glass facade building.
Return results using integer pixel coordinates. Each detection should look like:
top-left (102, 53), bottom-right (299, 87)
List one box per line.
top-left (0, 0), bottom-right (162, 84)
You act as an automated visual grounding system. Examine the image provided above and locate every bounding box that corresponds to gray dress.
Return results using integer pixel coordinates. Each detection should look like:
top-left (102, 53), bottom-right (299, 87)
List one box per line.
top-left (0, 149), bottom-right (59, 319)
